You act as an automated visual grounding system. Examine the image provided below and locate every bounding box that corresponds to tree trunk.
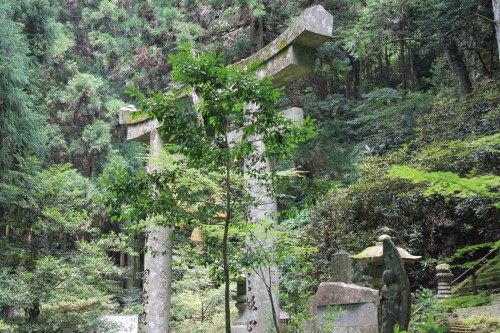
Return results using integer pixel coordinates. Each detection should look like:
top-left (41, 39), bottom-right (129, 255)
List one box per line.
top-left (472, 269), bottom-right (478, 295)
top-left (120, 251), bottom-right (126, 268)
top-left (345, 70), bottom-right (352, 100)
top-left (377, 51), bottom-right (384, 87)
top-left (351, 57), bottom-right (361, 100)
top-left (408, 41), bottom-right (415, 91)
top-left (88, 152), bottom-right (95, 178)
top-left (385, 45), bottom-right (391, 86)
top-left (263, 267), bottom-right (280, 333)
top-left (445, 40), bottom-right (472, 95)
top-left (126, 252), bottom-right (138, 289)
top-left (27, 301), bottom-right (40, 321)
top-left (223, 129), bottom-right (232, 333)
top-left (223, 213), bottom-right (231, 333)
top-left (250, 16), bottom-right (264, 53)
top-left (366, 58), bottom-right (372, 91)
top-left (399, 38), bottom-right (407, 92)
top-left (494, 0), bottom-right (500, 60)
top-left (120, 250), bottom-right (126, 288)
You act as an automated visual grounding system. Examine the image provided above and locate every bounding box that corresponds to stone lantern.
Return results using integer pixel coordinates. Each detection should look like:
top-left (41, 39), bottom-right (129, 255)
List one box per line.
top-left (436, 263), bottom-right (453, 298)
top-left (350, 234), bottom-right (421, 290)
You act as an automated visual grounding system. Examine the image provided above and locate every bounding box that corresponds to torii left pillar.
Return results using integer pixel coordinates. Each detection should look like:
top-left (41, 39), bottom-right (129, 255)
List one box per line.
top-left (119, 108), bottom-right (173, 332)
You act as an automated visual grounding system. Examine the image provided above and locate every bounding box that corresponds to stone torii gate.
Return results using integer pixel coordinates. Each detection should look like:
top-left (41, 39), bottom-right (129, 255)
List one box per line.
top-left (119, 6), bottom-right (333, 332)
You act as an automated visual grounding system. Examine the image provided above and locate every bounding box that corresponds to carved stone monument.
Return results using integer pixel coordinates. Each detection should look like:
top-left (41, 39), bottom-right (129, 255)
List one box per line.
top-left (380, 235), bottom-right (411, 333)
top-left (102, 314), bottom-right (139, 333)
top-left (310, 282), bottom-right (379, 333)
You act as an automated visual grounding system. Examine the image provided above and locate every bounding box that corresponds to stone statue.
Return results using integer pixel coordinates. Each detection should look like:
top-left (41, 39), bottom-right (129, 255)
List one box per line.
top-left (380, 235), bottom-right (411, 333)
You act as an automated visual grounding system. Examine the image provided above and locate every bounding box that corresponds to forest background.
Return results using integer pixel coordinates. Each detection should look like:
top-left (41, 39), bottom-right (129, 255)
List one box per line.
top-left (0, 0), bottom-right (498, 332)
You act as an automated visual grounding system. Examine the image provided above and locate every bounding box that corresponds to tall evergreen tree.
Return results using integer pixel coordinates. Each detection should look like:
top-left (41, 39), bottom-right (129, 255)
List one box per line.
top-left (0, 1), bottom-right (47, 172)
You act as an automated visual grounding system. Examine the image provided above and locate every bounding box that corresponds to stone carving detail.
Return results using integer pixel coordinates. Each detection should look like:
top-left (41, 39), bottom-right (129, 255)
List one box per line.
top-left (381, 270), bottom-right (401, 332)
top-left (247, 274), bottom-right (252, 292)
top-left (247, 320), bottom-right (257, 331)
top-left (248, 295), bottom-right (258, 311)
top-left (381, 236), bottom-right (411, 333)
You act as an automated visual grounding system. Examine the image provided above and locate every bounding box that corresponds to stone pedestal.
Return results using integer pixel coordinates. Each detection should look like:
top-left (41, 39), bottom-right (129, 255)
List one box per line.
top-left (310, 282), bottom-right (379, 333)
top-left (102, 315), bottom-right (139, 333)
top-left (436, 263), bottom-right (453, 299)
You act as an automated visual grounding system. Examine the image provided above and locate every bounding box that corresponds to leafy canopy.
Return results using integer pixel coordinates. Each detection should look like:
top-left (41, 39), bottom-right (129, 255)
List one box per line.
top-left (389, 165), bottom-right (500, 206)
top-left (127, 45), bottom-right (316, 171)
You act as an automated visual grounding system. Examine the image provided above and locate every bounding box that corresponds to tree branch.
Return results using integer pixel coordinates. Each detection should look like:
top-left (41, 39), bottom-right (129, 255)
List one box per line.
top-left (476, 13), bottom-right (496, 24)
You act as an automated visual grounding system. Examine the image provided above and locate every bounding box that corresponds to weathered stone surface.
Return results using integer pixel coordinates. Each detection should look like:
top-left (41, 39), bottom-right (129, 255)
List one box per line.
top-left (313, 282), bottom-right (379, 309)
top-left (331, 250), bottom-right (352, 283)
top-left (380, 237), bottom-right (411, 333)
top-left (244, 104), bottom-right (280, 332)
top-left (230, 107), bottom-right (303, 333)
top-left (261, 44), bottom-right (316, 87)
top-left (233, 5), bottom-right (333, 71)
top-left (119, 105), bottom-right (149, 125)
top-left (118, 103), bottom-right (174, 333)
top-left (119, 105), bottom-right (159, 143)
top-left (456, 304), bottom-right (500, 318)
top-left (233, 6), bottom-right (332, 88)
top-left (351, 235), bottom-right (421, 291)
top-left (350, 236), bottom-right (421, 263)
top-left (102, 315), bottom-right (139, 333)
top-left (126, 119), bottom-right (160, 143)
top-left (232, 279), bottom-right (249, 333)
top-left (281, 107), bottom-right (304, 125)
top-left (436, 263), bottom-right (453, 299)
top-left (318, 304), bottom-right (378, 333)
top-left (142, 224), bottom-right (173, 333)
top-left (311, 282), bottom-right (379, 333)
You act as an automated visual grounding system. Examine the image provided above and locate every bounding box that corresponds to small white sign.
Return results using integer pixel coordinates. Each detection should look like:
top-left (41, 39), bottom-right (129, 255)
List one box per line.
top-left (102, 314), bottom-right (139, 333)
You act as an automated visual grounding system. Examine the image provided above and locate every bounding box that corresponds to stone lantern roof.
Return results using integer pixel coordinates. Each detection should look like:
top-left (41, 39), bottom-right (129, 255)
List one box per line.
top-left (350, 235), bottom-right (421, 263)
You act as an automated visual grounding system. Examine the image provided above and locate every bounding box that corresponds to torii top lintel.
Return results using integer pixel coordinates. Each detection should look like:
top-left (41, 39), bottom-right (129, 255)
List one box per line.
top-left (232, 5), bottom-right (333, 87)
top-left (119, 5), bottom-right (333, 141)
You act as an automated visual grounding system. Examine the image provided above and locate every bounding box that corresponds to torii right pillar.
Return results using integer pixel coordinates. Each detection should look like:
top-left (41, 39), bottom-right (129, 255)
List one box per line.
top-left (230, 6), bottom-right (333, 332)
